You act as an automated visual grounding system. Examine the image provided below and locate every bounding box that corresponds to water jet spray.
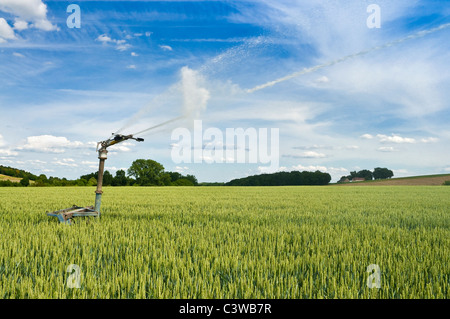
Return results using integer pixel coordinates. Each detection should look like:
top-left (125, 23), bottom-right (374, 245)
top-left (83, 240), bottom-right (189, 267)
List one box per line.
top-left (246, 23), bottom-right (450, 93)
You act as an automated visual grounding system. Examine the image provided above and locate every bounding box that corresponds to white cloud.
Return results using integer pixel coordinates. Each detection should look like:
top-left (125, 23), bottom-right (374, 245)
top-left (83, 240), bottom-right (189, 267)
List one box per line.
top-left (145, 32), bottom-right (152, 37)
top-left (81, 161), bottom-right (97, 166)
top-left (27, 159), bottom-right (46, 164)
top-left (366, 133), bottom-right (438, 145)
top-left (300, 151), bottom-right (326, 158)
top-left (257, 166), bottom-right (281, 174)
top-left (127, 64), bottom-right (136, 69)
top-left (0, 0), bottom-right (57, 34)
top-left (17, 135), bottom-right (85, 153)
top-left (52, 160), bottom-right (78, 167)
top-left (0, 17), bottom-right (16, 41)
top-left (328, 167), bottom-right (349, 173)
top-left (292, 164), bottom-right (328, 172)
top-left (107, 144), bottom-right (131, 152)
top-left (360, 134), bottom-right (374, 139)
top-left (131, 52), bottom-right (139, 57)
top-left (96, 34), bottom-right (131, 51)
top-left (316, 76), bottom-right (329, 83)
top-left (377, 134), bottom-right (416, 144)
top-left (159, 45), bottom-right (173, 51)
top-left (0, 149), bottom-right (18, 156)
top-left (377, 146), bottom-right (396, 152)
top-left (174, 166), bottom-right (189, 173)
top-left (13, 18), bottom-right (27, 30)
top-left (0, 134), bottom-right (18, 156)
top-left (13, 52), bottom-right (25, 58)
top-left (96, 34), bottom-right (112, 43)
top-left (116, 43), bottom-right (131, 51)
top-left (32, 18), bottom-right (55, 31)
top-left (294, 145), bottom-right (333, 150)
top-left (420, 137), bottom-right (438, 143)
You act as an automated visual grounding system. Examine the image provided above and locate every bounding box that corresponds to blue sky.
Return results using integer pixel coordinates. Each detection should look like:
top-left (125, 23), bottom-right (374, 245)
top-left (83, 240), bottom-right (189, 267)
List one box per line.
top-left (0, 0), bottom-right (449, 183)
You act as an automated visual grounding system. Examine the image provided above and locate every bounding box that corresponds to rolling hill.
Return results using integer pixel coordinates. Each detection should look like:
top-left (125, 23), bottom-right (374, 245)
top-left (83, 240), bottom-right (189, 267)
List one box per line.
top-left (0, 174), bottom-right (22, 183)
top-left (336, 174), bottom-right (450, 186)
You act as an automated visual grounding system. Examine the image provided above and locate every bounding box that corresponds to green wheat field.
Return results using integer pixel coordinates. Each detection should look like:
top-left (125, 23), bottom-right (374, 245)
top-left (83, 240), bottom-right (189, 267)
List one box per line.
top-left (0, 186), bottom-right (448, 298)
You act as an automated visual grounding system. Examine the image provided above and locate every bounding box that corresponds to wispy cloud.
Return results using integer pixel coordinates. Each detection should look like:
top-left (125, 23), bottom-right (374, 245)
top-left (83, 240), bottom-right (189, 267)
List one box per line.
top-left (96, 34), bottom-right (131, 51)
top-left (52, 158), bottom-right (78, 167)
top-left (377, 134), bottom-right (416, 144)
top-left (360, 134), bottom-right (374, 140)
top-left (159, 45), bottom-right (173, 51)
top-left (378, 146), bottom-right (396, 152)
top-left (12, 52), bottom-right (24, 58)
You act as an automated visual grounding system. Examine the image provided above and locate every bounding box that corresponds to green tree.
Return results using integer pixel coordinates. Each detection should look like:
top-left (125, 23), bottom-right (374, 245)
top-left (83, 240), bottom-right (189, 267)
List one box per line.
top-left (356, 169), bottom-right (373, 181)
top-left (172, 178), bottom-right (194, 186)
top-left (166, 171), bottom-right (198, 186)
top-left (168, 172), bottom-right (183, 182)
top-left (112, 169), bottom-right (128, 186)
top-left (128, 159), bottom-right (165, 186)
top-left (20, 177), bottom-right (30, 187)
top-left (373, 167), bottom-right (394, 180)
top-left (75, 179), bottom-right (86, 186)
top-left (349, 171), bottom-right (358, 180)
top-left (102, 170), bottom-right (113, 186)
top-left (87, 177), bottom-right (97, 186)
top-left (161, 173), bottom-right (172, 186)
top-left (185, 174), bottom-right (198, 186)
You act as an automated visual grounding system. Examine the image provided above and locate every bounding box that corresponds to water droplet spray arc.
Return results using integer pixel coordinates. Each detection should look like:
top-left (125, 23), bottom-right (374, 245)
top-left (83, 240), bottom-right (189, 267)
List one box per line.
top-left (117, 22), bottom-right (450, 138)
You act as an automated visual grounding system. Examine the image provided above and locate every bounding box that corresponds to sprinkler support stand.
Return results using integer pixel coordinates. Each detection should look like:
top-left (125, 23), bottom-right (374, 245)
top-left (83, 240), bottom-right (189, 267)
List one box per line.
top-left (46, 134), bottom-right (143, 224)
top-left (95, 148), bottom-right (108, 217)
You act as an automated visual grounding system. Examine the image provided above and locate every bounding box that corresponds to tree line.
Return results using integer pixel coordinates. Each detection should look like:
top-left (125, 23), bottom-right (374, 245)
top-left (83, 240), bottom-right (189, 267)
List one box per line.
top-left (79, 159), bottom-right (198, 187)
top-left (226, 170), bottom-right (332, 186)
top-left (0, 160), bottom-right (198, 187)
top-left (4, 162), bottom-right (392, 188)
top-left (0, 165), bottom-right (37, 187)
top-left (338, 167), bottom-right (394, 183)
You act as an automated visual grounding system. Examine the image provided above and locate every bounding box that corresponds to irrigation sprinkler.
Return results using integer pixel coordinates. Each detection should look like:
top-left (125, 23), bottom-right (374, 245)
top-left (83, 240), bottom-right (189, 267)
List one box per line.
top-left (46, 134), bottom-right (144, 224)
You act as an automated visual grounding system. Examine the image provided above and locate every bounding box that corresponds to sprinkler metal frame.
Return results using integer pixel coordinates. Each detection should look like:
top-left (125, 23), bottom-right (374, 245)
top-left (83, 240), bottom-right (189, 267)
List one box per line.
top-left (46, 134), bottom-right (144, 224)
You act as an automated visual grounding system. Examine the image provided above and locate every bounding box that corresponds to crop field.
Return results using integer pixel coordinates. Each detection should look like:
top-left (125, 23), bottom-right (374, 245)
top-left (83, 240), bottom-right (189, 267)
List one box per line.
top-left (0, 186), bottom-right (448, 299)
top-left (0, 174), bottom-right (21, 183)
